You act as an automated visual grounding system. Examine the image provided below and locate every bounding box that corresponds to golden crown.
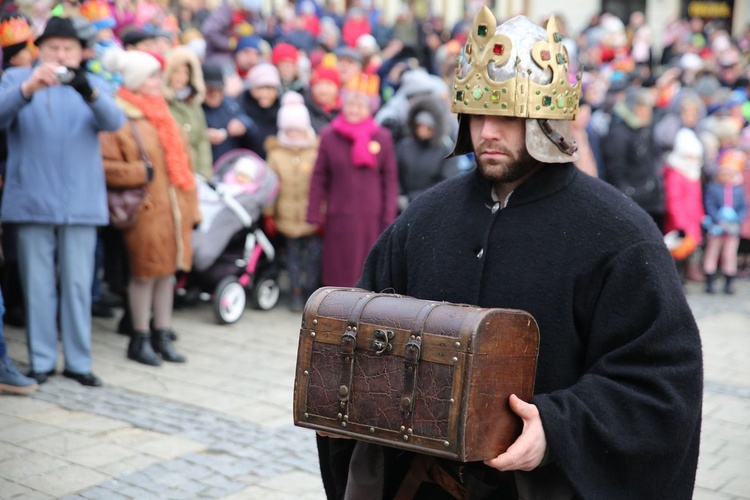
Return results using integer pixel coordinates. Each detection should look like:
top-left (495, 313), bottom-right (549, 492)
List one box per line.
top-left (0, 16), bottom-right (32, 49)
top-left (80, 0), bottom-right (112, 22)
top-left (451, 7), bottom-right (581, 120)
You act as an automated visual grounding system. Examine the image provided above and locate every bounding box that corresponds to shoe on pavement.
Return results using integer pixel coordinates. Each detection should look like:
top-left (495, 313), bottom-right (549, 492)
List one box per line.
top-left (0, 355), bottom-right (39, 394)
top-left (62, 370), bottom-right (102, 387)
top-left (26, 368), bottom-right (56, 385)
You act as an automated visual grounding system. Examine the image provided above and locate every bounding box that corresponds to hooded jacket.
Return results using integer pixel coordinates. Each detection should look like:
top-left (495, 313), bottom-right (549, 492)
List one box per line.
top-left (603, 102), bottom-right (665, 217)
top-left (163, 47), bottom-right (213, 178)
top-left (395, 97), bottom-right (458, 204)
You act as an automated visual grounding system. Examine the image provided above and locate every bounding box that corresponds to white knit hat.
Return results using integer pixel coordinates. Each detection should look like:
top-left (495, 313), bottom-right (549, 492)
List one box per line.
top-left (102, 49), bottom-right (161, 91)
top-left (277, 91), bottom-right (312, 131)
top-left (666, 128), bottom-right (704, 180)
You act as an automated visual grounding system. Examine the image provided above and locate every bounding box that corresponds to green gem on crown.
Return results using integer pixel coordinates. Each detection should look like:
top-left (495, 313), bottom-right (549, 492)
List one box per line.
top-left (477, 25), bottom-right (488, 36)
top-left (472, 87), bottom-right (484, 100)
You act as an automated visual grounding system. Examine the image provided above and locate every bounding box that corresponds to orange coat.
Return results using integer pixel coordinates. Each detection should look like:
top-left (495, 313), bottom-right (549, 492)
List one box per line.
top-left (100, 98), bottom-right (201, 278)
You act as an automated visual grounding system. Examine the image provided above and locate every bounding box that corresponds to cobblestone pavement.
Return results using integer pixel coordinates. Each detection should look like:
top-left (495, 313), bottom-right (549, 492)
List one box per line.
top-left (0, 279), bottom-right (748, 499)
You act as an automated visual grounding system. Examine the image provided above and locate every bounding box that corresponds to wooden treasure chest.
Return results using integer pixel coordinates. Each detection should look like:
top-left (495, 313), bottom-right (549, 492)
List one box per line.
top-left (293, 287), bottom-right (540, 462)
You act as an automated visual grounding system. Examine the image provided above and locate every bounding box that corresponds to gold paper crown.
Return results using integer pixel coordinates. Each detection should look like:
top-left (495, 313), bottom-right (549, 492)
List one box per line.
top-left (452, 7), bottom-right (581, 120)
top-left (80, 0), bottom-right (112, 22)
top-left (344, 72), bottom-right (380, 97)
top-left (0, 16), bottom-right (33, 49)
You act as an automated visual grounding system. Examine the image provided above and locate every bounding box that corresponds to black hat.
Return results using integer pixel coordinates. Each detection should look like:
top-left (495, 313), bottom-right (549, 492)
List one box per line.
top-left (202, 62), bottom-right (225, 88)
top-left (35, 16), bottom-right (82, 47)
top-left (120, 28), bottom-right (156, 48)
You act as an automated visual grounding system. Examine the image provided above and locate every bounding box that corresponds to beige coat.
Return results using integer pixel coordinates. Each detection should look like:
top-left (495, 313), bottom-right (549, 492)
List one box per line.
top-left (264, 135), bottom-right (320, 238)
top-left (100, 98), bottom-right (201, 278)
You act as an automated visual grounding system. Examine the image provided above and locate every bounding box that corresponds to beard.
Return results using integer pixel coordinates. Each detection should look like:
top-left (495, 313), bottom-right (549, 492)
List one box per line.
top-left (475, 140), bottom-right (538, 184)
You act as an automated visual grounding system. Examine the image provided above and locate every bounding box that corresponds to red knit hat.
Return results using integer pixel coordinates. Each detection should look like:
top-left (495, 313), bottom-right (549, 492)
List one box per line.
top-left (271, 42), bottom-right (298, 65)
top-left (310, 66), bottom-right (341, 89)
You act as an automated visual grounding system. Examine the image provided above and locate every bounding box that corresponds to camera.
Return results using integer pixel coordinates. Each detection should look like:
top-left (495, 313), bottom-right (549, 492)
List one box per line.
top-left (55, 66), bottom-right (74, 84)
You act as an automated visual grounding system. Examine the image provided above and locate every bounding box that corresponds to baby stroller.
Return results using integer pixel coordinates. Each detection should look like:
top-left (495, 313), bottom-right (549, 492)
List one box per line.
top-left (181, 149), bottom-right (280, 324)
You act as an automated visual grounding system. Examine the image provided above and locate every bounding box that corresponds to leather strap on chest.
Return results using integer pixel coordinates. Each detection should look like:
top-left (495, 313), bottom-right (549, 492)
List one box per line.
top-left (338, 293), bottom-right (379, 418)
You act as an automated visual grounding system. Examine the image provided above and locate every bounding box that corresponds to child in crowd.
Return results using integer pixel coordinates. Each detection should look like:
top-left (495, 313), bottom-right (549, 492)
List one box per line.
top-left (272, 42), bottom-right (304, 94)
top-left (263, 92), bottom-right (320, 311)
top-left (201, 61), bottom-right (257, 165)
top-left (663, 128), bottom-right (705, 281)
top-left (703, 149), bottom-right (748, 294)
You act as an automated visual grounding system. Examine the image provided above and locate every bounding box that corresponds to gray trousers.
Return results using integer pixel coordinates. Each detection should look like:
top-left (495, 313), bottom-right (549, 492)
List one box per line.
top-left (17, 224), bottom-right (96, 374)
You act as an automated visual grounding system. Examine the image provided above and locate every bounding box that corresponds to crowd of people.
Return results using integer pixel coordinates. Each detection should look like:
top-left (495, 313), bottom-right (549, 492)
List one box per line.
top-left (0, 0), bottom-right (747, 395)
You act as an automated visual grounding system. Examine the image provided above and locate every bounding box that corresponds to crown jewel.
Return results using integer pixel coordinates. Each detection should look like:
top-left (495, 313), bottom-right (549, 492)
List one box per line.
top-left (451, 7), bottom-right (581, 120)
top-left (0, 16), bottom-right (33, 49)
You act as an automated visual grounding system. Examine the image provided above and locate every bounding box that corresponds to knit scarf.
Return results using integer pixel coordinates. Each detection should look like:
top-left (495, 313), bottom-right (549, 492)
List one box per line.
top-left (117, 87), bottom-right (195, 191)
top-left (331, 114), bottom-right (380, 168)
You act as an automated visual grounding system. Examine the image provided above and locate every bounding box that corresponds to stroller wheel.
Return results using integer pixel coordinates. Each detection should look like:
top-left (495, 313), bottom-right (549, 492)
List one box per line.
top-left (214, 276), bottom-right (247, 324)
top-left (250, 274), bottom-right (280, 311)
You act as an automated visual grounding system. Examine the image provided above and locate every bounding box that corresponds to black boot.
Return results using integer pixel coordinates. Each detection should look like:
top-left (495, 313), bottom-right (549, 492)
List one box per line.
top-left (127, 331), bottom-right (162, 366)
top-left (724, 275), bottom-right (736, 295)
top-left (705, 273), bottom-right (716, 294)
top-left (151, 329), bottom-right (187, 363)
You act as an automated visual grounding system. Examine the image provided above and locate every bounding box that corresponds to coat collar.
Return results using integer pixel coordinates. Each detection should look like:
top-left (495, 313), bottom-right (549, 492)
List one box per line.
top-left (472, 162), bottom-right (579, 208)
top-left (115, 96), bottom-right (144, 120)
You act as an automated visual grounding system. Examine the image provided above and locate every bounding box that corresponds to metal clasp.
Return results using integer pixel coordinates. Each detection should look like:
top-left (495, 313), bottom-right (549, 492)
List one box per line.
top-left (372, 329), bottom-right (395, 355)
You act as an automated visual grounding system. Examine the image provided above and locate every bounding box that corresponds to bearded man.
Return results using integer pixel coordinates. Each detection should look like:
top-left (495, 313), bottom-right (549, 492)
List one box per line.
top-left (315, 9), bottom-right (703, 499)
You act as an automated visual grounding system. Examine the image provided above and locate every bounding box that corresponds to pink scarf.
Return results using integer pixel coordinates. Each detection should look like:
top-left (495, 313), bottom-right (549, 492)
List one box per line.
top-left (331, 115), bottom-right (380, 168)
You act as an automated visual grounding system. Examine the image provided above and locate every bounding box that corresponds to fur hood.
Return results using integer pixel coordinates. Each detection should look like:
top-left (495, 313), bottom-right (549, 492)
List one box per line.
top-left (406, 96), bottom-right (448, 147)
top-left (162, 46), bottom-right (206, 104)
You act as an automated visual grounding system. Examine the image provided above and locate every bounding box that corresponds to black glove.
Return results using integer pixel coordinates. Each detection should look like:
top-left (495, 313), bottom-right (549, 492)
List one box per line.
top-left (66, 66), bottom-right (97, 102)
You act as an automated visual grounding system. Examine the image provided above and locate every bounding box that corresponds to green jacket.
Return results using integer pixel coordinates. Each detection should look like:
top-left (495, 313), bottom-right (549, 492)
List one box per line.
top-left (168, 99), bottom-right (213, 179)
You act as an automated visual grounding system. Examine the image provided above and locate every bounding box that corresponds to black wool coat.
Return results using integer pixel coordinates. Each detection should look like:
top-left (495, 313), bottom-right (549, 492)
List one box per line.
top-left (319, 163), bottom-right (703, 499)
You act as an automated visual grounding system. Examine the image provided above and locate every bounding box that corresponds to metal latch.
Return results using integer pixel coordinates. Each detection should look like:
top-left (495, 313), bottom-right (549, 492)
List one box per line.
top-left (372, 329), bottom-right (395, 355)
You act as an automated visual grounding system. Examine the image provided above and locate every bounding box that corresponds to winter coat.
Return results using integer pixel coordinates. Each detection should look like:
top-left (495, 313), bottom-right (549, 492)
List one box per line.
top-left (306, 124), bottom-right (398, 287)
top-left (202, 96), bottom-right (258, 165)
top-left (304, 89), bottom-right (339, 134)
top-left (264, 135), bottom-right (319, 238)
top-left (319, 164), bottom-right (703, 500)
top-left (238, 92), bottom-right (281, 159)
top-left (0, 67), bottom-right (125, 225)
top-left (99, 98), bottom-right (201, 278)
top-left (603, 103), bottom-right (665, 217)
top-left (395, 97), bottom-right (457, 204)
top-left (163, 47), bottom-right (213, 179)
top-left (663, 166), bottom-right (704, 243)
top-left (704, 181), bottom-right (748, 235)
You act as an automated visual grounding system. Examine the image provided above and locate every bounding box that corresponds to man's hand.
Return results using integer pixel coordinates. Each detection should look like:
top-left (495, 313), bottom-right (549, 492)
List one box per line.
top-left (226, 118), bottom-right (247, 137)
top-left (67, 66), bottom-right (96, 101)
top-left (21, 63), bottom-right (60, 98)
top-left (207, 128), bottom-right (228, 145)
top-left (484, 394), bottom-right (547, 472)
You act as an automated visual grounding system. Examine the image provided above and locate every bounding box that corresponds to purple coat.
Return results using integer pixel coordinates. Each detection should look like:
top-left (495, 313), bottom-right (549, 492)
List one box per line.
top-left (307, 125), bottom-right (398, 287)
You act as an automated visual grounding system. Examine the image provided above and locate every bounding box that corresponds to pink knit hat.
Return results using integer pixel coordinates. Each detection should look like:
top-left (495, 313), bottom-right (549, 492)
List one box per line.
top-left (246, 62), bottom-right (281, 89)
top-left (277, 91), bottom-right (312, 131)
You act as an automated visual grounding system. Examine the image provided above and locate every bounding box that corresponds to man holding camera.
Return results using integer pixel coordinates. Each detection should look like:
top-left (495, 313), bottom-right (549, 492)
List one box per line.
top-left (0, 17), bottom-right (124, 387)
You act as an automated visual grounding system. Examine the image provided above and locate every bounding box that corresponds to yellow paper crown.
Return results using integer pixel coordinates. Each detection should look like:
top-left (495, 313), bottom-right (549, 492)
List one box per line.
top-left (0, 16), bottom-right (33, 49)
top-left (344, 72), bottom-right (380, 97)
top-left (80, 0), bottom-right (112, 22)
top-left (452, 7), bottom-right (581, 120)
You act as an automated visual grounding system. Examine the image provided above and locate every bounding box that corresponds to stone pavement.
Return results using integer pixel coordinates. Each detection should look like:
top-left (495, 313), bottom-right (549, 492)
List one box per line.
top-left (0, 279), bottom-right (748, 499)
